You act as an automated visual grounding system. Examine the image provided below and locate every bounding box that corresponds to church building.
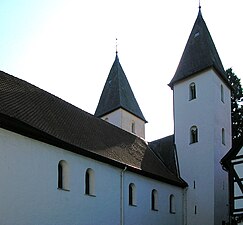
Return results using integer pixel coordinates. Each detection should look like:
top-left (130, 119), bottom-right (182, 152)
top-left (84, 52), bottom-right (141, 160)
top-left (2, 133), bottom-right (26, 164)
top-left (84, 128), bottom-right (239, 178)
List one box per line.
top-left (0, 8), bottom-right (232, 225)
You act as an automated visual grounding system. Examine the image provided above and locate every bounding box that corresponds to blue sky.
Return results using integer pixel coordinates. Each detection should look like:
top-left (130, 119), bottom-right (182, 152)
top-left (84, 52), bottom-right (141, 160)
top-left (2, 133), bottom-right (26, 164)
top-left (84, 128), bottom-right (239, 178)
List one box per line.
top-left (0, 0), bottom-right (242, 141)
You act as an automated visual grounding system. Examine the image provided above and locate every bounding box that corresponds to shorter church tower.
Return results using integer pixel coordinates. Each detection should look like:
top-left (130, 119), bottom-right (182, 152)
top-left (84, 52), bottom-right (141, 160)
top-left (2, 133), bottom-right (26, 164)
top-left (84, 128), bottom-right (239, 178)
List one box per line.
top-left (95, 53), bottom-right (147, 138)
top-left (169, 8), bottom-right (232, 225)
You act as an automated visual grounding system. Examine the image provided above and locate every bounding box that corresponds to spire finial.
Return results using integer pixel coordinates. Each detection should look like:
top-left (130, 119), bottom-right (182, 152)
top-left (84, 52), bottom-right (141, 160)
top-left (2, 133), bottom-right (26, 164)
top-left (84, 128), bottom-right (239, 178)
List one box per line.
top-left (115, 38), bottom-right (118, 55)
top-left (198, 0), bottom-right (202, 16)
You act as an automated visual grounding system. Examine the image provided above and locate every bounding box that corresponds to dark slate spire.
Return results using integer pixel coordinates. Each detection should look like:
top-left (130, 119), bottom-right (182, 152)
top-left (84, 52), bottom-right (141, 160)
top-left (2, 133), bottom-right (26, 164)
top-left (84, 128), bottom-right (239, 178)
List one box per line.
top-left (95, 54), bottom-right (147, 122)
top-left (169, 9), bottom-right (229, 88)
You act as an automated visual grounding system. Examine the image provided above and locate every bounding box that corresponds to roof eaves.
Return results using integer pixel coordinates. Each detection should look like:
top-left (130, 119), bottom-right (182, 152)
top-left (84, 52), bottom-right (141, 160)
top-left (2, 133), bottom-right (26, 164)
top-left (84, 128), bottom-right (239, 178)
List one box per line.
top-left (0, 113), bottom-right (185, 187)
top-left (168, 65), bottom-right (232, 90)
top-left (96, 106), bottom-right (147, 123)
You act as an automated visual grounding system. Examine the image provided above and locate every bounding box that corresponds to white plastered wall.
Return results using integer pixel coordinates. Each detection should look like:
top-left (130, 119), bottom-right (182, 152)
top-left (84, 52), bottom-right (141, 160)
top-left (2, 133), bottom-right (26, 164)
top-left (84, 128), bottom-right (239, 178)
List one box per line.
top-left (101, 108), bottom-right (145, 139)
top-left (0, 127), bottom-right (183, 225)
top-left (173, 69), bottom-right (231, 225)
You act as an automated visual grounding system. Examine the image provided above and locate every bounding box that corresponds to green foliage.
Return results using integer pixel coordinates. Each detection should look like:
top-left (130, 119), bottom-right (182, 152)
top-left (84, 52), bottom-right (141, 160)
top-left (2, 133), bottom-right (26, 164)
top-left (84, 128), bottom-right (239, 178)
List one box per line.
top-left (226, 68), bottom-right (243, 146)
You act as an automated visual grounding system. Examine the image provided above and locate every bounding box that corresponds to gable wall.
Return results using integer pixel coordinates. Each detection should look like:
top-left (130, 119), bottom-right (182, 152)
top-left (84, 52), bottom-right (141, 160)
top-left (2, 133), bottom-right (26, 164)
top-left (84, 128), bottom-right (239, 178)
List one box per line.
top-left (101, 108), bottom-right (145, 138)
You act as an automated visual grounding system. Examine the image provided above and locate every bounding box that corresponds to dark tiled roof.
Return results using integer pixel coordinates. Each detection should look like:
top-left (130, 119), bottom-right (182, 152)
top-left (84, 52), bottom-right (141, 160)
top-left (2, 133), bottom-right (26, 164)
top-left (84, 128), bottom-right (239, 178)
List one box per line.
top-left (149, 135), bottom-right (180, 177)
top-left (95, 54), bottom-right (147, 122)
top-left (0, 70), bottom-right (185, 187)
top-left (169, 9), bottom-right (230, 88)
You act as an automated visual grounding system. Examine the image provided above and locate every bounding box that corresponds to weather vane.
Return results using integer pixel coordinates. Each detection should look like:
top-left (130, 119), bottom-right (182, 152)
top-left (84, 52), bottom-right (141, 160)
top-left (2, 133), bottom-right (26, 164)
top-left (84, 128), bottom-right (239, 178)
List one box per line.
top-left (199, 0), bottom-right (201, 10)
top-left (116, 38), bottom-right (118, 55)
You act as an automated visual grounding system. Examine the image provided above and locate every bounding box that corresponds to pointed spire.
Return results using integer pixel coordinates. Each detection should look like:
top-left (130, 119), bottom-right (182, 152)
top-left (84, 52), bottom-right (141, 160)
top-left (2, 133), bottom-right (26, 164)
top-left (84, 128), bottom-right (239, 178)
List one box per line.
top-left (168, 8), bottom-right (229, 88)
top-left (95, 54), bottom-right (147, 122)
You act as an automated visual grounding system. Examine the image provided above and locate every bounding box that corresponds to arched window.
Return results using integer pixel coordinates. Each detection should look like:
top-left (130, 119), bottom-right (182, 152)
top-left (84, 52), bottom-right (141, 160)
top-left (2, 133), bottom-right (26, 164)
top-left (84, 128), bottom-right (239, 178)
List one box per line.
top-left (85, 168), bottom-right (95, 195)
top-left (131, 122), bottom-right (135, 134)
top-left (169, 194), bottom-right (176, 214)
top-left (190, 126), bottom-right (198, 144)
top-left (151, 189), bottom-right (158, 210)
top-left (129, 183), bottom-right (136, 206)
top-left (221, 85), bottom-right (224, 103)
top-left (57, 160), bottom-right (69, 190)
top-left (189, 82), bottom-right (196, 100)
top-left (222, 128), bottom-right (225, 145)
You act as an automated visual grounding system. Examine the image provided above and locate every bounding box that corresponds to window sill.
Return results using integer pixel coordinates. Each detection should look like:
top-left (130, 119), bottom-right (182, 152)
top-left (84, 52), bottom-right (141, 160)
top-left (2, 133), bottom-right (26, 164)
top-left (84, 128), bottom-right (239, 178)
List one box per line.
top-left (129, 204), bottom-right (137, 207)
top-left (57, 188), bottom-right (70, 192)
top-left (85, 193), bottom-right (96, 197)
top-left (152, 209), bottom-right (158, 212)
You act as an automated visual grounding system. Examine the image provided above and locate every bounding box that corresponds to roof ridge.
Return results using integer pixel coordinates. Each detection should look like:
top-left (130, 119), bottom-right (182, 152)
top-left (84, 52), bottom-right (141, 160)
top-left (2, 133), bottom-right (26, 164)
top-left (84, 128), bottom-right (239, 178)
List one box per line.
top-left (116, 56), bottom-right (123, 106)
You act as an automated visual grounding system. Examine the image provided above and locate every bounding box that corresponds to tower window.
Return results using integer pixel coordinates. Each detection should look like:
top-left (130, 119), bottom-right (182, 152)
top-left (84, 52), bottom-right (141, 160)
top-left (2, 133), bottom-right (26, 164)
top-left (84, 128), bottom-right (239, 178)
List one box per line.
top-left (169, 194), bottom-right (176, 214)
top-left (85, 168), bottom-right (95, 196)
top-left (57, 160), bottom-right (69, 190)
top-left (131, 122), bottom-right (135, 134)
top-left (189, 83), bottom-right (196, 100)
top-left (151, 189), bottom-right (158, 211)
top-left (129, 183), bottom-right (136, 206)
top-left (222, 128), bottom-right (225, 145)
top-left (221, 85), bottom-right (224, 103)
top-left (190, 126), bottom-right (198, 144)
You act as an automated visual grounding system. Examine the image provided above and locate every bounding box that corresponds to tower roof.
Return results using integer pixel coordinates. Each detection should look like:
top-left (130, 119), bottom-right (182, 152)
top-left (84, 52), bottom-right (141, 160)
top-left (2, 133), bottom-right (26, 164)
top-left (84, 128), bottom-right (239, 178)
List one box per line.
top-left (95, 54), bottom-right (147, 122)
top-left (169, 9), bottom-right (229, 88)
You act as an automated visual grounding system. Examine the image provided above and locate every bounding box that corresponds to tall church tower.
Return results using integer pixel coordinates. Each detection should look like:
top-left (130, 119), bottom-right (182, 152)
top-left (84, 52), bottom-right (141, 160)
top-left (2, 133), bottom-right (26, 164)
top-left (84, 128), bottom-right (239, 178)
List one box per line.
top-left (169, 8), bottom-right (232, 225)
top-left (95, 53), bottom-right (147, 138)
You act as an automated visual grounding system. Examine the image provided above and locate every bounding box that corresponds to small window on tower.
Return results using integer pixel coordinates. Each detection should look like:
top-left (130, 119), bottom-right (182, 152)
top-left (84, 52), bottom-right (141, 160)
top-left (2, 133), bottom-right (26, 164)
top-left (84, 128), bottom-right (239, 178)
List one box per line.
top-left (194, 32), bottom-right (200, 38)
top-left (132, 122), bottom-right (135, 134)
top-left (222, 128), bottom-right (225, 145)
top-left (190, 126), bottom-right (198, 144)
top-left (189, 83), bottom-right (196, 100)
top-left (221, 85), bottom-right (224, 103)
